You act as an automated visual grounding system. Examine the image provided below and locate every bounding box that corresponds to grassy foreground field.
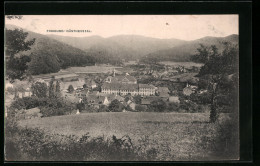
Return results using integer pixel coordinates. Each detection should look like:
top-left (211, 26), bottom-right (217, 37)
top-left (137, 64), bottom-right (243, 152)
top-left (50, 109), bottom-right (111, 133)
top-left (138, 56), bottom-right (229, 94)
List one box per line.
top-left (18, 112), bottom-right (238, 161)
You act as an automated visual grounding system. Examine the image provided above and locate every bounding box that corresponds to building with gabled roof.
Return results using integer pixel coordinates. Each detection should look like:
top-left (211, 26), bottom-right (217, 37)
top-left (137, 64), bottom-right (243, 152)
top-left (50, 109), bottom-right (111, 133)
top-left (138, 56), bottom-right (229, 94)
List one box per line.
top-left (102, 82), bottom-right (139, 96)
top-left (105, 75), bottom-right (137, 84)
top-left (86, 95), bottom-right (109, 108)
top-left (138, 84), bottom-right (156, 96)
top-left (102, 73), bottom-right (156, 96)
top-left (85, 79), bottom-right (97, 89)
top-left (101, 82), bottom-right (156, 96)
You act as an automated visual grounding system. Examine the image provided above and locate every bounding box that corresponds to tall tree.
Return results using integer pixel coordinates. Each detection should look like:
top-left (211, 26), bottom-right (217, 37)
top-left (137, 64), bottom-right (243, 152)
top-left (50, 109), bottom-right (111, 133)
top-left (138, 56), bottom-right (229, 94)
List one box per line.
top-left (5, 29), bottom-right (35, 58)
top-left (31, 81), bottom-right (48, 98)
top-left (108, 99), bottom-right (123, 112)
top-left (48, 78), bottom-right (55, 98)
top-left (5, 15), bottom-right (35, 82)
top-left (68, 85), bottom-right (74, 93)
top-left (192, 43), bottom-right (238, 123)
top-left (56, 80), bottom-right (61, 93)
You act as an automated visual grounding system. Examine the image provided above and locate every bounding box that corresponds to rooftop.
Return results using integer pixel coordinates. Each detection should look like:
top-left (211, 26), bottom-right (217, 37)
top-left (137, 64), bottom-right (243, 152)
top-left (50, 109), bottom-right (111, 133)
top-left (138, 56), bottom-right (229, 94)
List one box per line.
top-left (87, 95), bottom-right (106, 104)
top-left (109, 75), bottom-right (137, 83)
top-left (158, 87), bottom-right (170, 92)
top-left (139, 84), bottom-right (156, 89)
top-left (102, 82), bottom-right (138, 91)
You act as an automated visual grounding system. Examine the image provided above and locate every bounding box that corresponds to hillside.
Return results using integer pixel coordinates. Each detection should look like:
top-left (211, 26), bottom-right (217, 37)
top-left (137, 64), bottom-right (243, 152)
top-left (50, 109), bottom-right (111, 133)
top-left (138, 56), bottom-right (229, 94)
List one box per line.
top-left (143, 34), bottom-right (239, 62)
top-left (106, 35), bottom-right (187, 57)
top-left (48, 33), bottom-right (238, 62)
top-left (5, 24), bottom-right (95, 75)
top-left (6, 24), bottom-right (239, 65)
top-left (47, 34), bottom-right (187, 61)
top-left (46, 34), bottom-right (104, 50)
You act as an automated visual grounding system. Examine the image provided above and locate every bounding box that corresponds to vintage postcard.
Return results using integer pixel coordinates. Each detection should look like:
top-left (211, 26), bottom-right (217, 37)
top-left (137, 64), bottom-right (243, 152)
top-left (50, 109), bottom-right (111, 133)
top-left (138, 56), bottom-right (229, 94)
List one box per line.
top-left (4, 15), bottom-right (239, 161)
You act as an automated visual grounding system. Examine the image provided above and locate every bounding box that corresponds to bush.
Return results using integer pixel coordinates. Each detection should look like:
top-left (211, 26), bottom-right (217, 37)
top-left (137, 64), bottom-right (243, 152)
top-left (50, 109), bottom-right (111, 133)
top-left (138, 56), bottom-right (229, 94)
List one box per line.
top-left (31, 82), bottom-right (48, 98)
top-left (133, 95), bottom-right (142, 104)
top-left (10, 96), bottom-right (41, 110)
top-left (97, 105), bottom-right (109, 112)
top-left (125, 105), bottom-right (134, 112)
top-left (40, 107), bottom-right (65, 117)
top-left (149, 98), bottom-right (167, 112)
top-left (67, 85), bottom-right (74, 93)
top-left (6, 87), bottom-right (15, 94)
top-left (80, 105), bottom-right (98, 113)
top-left (5, 118), bottom-right (23, 160)
top-left (5, 123), bottom-right (158, 161)
top-left (178, 101), bottom-right (200, 113)
top-left (167, 102), bottom-right (179, 112)
top-left (39, 98), bottom-right (73, 117)
top-left (9, 95), bottom-right (74, 117)
top-left (135, 104), bottom-right (147, 112)
top-left (108, 100), bottom-right (124, 112)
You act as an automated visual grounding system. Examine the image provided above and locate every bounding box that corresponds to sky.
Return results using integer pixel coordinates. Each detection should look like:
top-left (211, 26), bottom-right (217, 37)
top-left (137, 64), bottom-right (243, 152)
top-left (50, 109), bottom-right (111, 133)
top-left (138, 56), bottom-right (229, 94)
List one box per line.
top-left (5, 15), bottom-right (238, 41)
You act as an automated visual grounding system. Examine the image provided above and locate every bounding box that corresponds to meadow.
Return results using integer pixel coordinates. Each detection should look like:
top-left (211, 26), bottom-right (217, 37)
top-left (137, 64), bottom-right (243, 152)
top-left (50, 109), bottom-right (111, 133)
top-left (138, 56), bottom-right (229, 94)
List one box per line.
top-left (66, 66), bottom-right (122, 74)
top-left (159, 61), bottom-right (203, 67)
top-left (18, 112), bottom-right (238, 161)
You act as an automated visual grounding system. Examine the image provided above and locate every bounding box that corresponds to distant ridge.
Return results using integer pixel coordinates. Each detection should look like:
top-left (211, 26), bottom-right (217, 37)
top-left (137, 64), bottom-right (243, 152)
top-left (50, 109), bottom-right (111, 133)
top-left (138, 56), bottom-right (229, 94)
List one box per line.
top-left (6, 24), bottom-right (238, 63)
top-left (142, 34), bottom-right (239, 62)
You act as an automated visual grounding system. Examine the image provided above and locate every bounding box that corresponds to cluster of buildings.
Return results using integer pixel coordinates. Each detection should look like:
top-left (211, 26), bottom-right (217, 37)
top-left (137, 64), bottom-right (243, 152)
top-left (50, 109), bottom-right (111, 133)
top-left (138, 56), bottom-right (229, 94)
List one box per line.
top-left (6, 65), bottom-right (204, 114)
top-left (101, 70), bottom-right (156, 96)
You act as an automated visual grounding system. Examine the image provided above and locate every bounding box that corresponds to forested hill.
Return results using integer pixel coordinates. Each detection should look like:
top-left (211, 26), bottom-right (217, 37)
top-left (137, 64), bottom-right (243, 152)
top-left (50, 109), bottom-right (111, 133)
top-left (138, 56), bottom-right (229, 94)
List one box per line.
top-left (5, 24), bottom-right (95, 75)
top-left (141, 34), bottom-right (239, 62)
top-left (48, 33), bottom-right (238, 63)
top-left (6, 24), bottom-right (239, 72)
top-left (48, 34), bottom-right (187, 62)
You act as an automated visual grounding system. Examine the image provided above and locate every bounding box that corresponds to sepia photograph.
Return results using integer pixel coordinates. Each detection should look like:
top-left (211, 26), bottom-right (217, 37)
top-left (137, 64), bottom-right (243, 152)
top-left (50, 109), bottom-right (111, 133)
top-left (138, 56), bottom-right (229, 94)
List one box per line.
top-left (4, 15), bottom-right (239, 161)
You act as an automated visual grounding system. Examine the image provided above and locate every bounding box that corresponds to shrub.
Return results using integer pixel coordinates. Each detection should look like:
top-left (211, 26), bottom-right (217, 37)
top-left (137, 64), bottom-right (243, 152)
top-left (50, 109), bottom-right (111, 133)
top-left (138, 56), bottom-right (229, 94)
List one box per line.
top-left (167, 102), bottom-right (179, 112)
top-left (67, 85), bottom-right (74, 93)
top-left (8, 96), bottom-right (73, 117)
top-left (5, 123), bottom-right (158, 161)
top-left (31, 82), bottom-right (48, 98)
top-left (133, 95), bottom-right (142, 104)
top-left (40, 107), bottom-right (65, 117)
top-left (178, 104), bottom-right (189, 112)
top-left (149, 98), bottom-right (167, 112)
top-left (5, 118), bottom-right (23, 160)
top-left (97, 105), bottom-right (109, 112)
top-left (81, 105), bottom-right (98, 113)
top-left (39, 98), bottom-right (73, 117)
top-left (108, 99), bottom-right (124, 112)
top-left (10, 98), bottom-right (26, 110)
top-left (6, 87), bottom-right (15, 94)
top-left (10, 96), bottom-right (42, 110)
top-left (135, 104), bottom-right (147, 112)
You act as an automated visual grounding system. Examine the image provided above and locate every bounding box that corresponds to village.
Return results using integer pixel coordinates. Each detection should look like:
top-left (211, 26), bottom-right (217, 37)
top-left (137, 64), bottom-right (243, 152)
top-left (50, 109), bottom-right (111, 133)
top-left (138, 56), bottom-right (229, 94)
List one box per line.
top-left (5, 61), bottom-right (208, 118)
top-left (4, 13), bottom-right (241, 162)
